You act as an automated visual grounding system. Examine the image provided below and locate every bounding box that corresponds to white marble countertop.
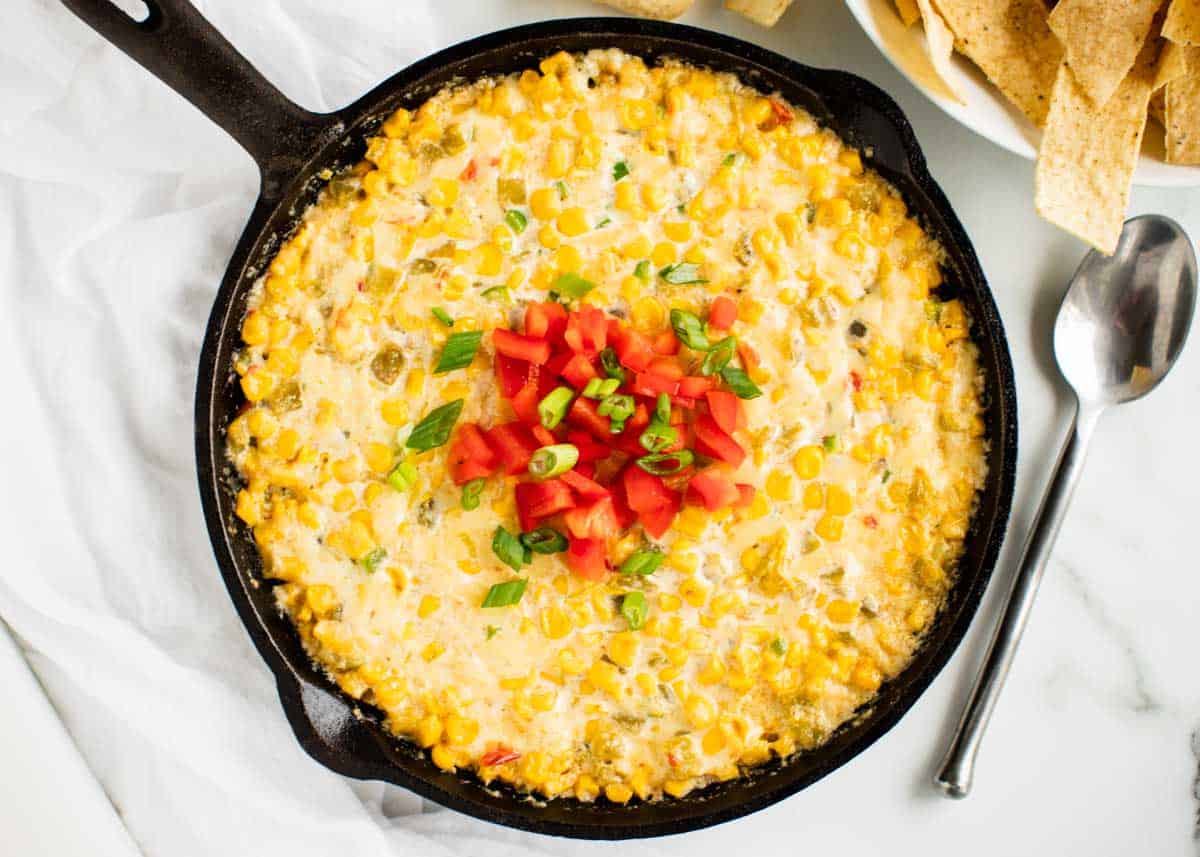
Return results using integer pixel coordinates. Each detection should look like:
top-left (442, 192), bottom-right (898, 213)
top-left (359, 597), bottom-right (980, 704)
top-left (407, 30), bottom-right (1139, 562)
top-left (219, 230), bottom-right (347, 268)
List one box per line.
top-left (4, 1), bottom-right (1199, 855)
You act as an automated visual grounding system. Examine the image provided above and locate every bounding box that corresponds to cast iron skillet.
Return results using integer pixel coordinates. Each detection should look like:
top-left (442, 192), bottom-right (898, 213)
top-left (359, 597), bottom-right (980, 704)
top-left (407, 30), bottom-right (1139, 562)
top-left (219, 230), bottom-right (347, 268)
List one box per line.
top-left (60, 0), bottom-right (1017, 839)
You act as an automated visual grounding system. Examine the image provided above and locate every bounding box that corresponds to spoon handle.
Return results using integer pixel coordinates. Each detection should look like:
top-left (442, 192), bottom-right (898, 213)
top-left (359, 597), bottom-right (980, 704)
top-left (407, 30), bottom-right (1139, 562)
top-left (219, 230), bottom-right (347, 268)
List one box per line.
top-left (934, 403), bottom-right (1099, 798)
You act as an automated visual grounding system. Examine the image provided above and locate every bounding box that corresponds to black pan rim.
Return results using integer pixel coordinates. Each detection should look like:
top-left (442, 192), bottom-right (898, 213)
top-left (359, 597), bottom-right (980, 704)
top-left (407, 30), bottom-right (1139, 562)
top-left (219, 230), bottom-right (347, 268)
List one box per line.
top-left (195, 17), bottom-right (1017, 840)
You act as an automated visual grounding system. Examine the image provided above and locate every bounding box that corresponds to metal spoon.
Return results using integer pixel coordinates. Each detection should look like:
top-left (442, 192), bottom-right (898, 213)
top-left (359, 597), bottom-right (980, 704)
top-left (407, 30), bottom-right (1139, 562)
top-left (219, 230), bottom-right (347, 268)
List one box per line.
top-left (935, 215), bottom-right (1197, 798)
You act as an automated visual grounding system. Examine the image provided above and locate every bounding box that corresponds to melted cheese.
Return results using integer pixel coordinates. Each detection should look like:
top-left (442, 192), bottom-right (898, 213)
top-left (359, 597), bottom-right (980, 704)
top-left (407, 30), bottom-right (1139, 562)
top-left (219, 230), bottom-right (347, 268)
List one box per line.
top-left (228, 49), bottom-right (987, 803)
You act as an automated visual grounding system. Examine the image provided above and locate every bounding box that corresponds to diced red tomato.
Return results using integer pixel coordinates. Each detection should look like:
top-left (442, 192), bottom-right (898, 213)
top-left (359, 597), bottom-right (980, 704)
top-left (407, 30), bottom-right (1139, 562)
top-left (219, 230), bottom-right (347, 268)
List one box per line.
top-left (564, 306), bottom-right (607, 354)
top-left (734, 483), bottom-right (756, 508)
top-left (479, 747), bottom-right (521, 767)
top-left (560, 468), bottom-right (610, 501)
top-left (648, 357), bottom-right (684, 380)
top-left (678, 376), bottom-right (715, 398)
top-left (639, 490), bottom-right (681, 538)
top-left (532, 425), bottom-right (557, 448)
top-left (566, 537), bottom-right (609, 580)
top-left (515, 479), bottom-right (575, 530)
top-left (563, 496), bottom-right (620, 540)
top-left (495, 354), bottom-right (531, 399)
top-left (509, 377), bottom-right (542, 425)
top-left (632, 371), bottom-right (679, 397)
top-left (708, 295), bottom-right (737, 331)
top-left (561, 353), bottom-right (598, 389)
top-left (609, 326), bottom-right (654, 372)
top-left (704, 390), bottom-right (745, 434)
top-left (625, 402), bottom-right (650, 433)
top-left (493, 329), bottom-right (551, 365)
top-left (567, 430), bottom-right (610, 463)
top-left (566, 397), bottom-right (611, 438)
top-left (693, 413), bottom-right (747, 466)
top-left (652, 330), bottom-right (680, 355)
top-left (524, 301), bottom-right (567, 341)
top-left (610, 479), bottom-right (638, 529)
top-left (447, 423), bottom-right (497, 485)
top-left (485, 422), bottom-right (539, 475)
top-left (622, 465), bottom-right (674, 514)
top-left (689, 465), bottom-right (741, 511)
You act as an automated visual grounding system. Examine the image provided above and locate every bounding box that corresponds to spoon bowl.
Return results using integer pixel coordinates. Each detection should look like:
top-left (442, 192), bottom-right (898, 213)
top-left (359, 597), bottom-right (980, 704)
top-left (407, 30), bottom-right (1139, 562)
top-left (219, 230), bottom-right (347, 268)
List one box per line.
top-left (936, 214), bottom-right (1197, 798)
top-left (1055, 215), bottom-right (1198, 408)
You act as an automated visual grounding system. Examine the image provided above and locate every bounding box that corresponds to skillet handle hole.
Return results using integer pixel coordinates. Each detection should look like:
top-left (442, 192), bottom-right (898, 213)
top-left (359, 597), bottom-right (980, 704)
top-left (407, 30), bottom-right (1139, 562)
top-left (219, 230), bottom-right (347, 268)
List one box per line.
top-left (103, 0), bottom-right (151, 23)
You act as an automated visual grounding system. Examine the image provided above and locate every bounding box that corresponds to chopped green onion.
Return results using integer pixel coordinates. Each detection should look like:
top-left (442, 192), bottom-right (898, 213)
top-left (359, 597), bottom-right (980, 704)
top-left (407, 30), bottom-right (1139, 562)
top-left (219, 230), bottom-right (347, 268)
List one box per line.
top-left (491, 525), bottom-right (527, 572)
top-left (633, 260), bottom-right (651, 281)
top-left (701, 336), bottom-right (737, 376)
top-left (528, 444), bottom-right (579, 480)
top-left (433, 331), bottom-right (483, 374)
top-left (823, 434), bottom-right (839, 453)
top-left (722, 153), bottom-right (738, 167)
top-left (360, 547), bottom-right (386, 574)
top-left (480, 285), bottom-right (511, 302)
top-left (583, 377), bottom-right (620, 399)
top-left (461, 477), bottom-right (486, 510)
top-left (619, 549), bottom-right (663, 577)
top-left (655, 393), bottom-right (671, 425)
top-left (520, 527), bottom-right (568, 554)
top-left (538, 386), bottom-right (574, 429)
top-left (770, 637), bottom-right (788, 656)
top-left (670, 308), bottom-right (710, 350)
top-left (555, 180), bottom-right (569, 199)
top-left (882, 470), bottom-right (892, 483)
top-left (639, 422), bottom-right (678, 453)
top-left (659, 262), bottom-right (708, 285)
top-left (599, 347), bottom-right (626, 382)
top-left (485, 625), bottom-right (500, 639)
top-left (613, 160), bottom-right (630, 181)
top-left (636, 449), bottom-right (694, 476)
top-left (720, 366), bottom-right (763, 400)
top-left (431, 307), bottom-right (454, 327)
top-left (504, 209), bottom-right (528, 234)
top-left (553, 272), bottom-right (597, 299)
top-left (482, 578), bottom-right (527, 608)
top-left (387, 460), bottom-right (418, 492)
top-left (597, 393), bottom-right (635, 422)
top-left (406, 399), bottom-right (464, 451)
top-left (609, 418), bottom-right (627, 435)
top-left (595, 217), bottom-right (611, 229)
top-left (620, 591), bottom-right (648, 630)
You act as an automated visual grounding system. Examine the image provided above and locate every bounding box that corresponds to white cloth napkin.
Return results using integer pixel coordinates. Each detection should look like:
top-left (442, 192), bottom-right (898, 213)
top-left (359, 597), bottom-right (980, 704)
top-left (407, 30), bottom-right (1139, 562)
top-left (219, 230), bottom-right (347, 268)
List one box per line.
top-left (0, 2), bottom-right (595, 854)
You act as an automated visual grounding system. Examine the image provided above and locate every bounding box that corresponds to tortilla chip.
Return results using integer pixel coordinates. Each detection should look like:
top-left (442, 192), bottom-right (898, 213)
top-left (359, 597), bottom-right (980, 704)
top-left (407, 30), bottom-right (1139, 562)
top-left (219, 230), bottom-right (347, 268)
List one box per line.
top-left (933, 0), bottom-right (1063, 126)
top-left (725, 0), bottom-right (794, 26)
top-left (1150, 88), bottom-right (1168, 123)
top-left (895, 0), bottom-right (922, 27)
top-left (1165, 47), bottom-right (1200, 162)
top-left (1034, 37), bottom-right (1159, 253)
top-left (1048, 0), bottom-right (1164, 109)
top-left (1163, 0), bottom-right (1200, 44)
top-left (916, 0), bottom-right (967, 103)
top-left (598, 0), bottom-right (694, 19)
top-left (1154, 39), bottom-right (1192, 89)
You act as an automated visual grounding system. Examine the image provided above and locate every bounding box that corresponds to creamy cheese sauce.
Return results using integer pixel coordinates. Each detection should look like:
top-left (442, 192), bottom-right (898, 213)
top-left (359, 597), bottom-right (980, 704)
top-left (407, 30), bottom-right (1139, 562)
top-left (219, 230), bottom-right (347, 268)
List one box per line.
top-left (227, 49), bottom-right (987, 803)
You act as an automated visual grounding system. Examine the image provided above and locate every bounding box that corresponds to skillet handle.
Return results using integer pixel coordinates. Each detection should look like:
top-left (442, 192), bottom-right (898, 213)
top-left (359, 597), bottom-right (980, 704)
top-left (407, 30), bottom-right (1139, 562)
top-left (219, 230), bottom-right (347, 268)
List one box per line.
top-left (58, 0), bottom-right (340, 199)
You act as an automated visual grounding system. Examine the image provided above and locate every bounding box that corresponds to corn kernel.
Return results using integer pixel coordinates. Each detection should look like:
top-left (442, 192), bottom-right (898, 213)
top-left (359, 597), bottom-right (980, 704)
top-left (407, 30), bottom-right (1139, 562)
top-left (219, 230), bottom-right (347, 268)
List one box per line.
top-left (418, 594), bottom-right (441, 618)
top-left (825, 484), bottom-right (854, 516)
top-left (815, 514), bottom-right (844, 542)
top-left (765, 470), bottom-right (794, 501)
top-left (529, 187), bottom-right (561, 220)
top-left (557, 207), bottom-right (588, 237)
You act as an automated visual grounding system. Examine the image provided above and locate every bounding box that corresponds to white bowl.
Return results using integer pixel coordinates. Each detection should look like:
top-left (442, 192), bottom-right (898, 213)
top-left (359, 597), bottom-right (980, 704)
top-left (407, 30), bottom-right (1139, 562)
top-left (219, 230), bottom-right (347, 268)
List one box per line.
top-left (844, 0), bottom-right (1200, 187)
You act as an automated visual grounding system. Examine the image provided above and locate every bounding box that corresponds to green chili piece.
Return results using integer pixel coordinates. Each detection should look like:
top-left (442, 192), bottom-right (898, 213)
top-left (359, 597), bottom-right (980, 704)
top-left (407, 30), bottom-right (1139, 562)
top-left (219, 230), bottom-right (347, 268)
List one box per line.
top-left (635, 449), bottom-right (694, 476)
top-left (619, 550), bottom-right (663, 577)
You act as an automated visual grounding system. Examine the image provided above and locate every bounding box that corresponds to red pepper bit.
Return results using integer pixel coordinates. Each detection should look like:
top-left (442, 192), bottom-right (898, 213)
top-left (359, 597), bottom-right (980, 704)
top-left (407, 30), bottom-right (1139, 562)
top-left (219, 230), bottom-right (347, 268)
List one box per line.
top-left (769, 99), bottom-right (795, 126)
top-left (459, 158), bottom-right (479, 181)
top-left (849, 370), bottom-right (862, 391)
top-left (863, 514), bottom-right (878, 529)
top-left (480, 747), bottom-right (521, 767)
